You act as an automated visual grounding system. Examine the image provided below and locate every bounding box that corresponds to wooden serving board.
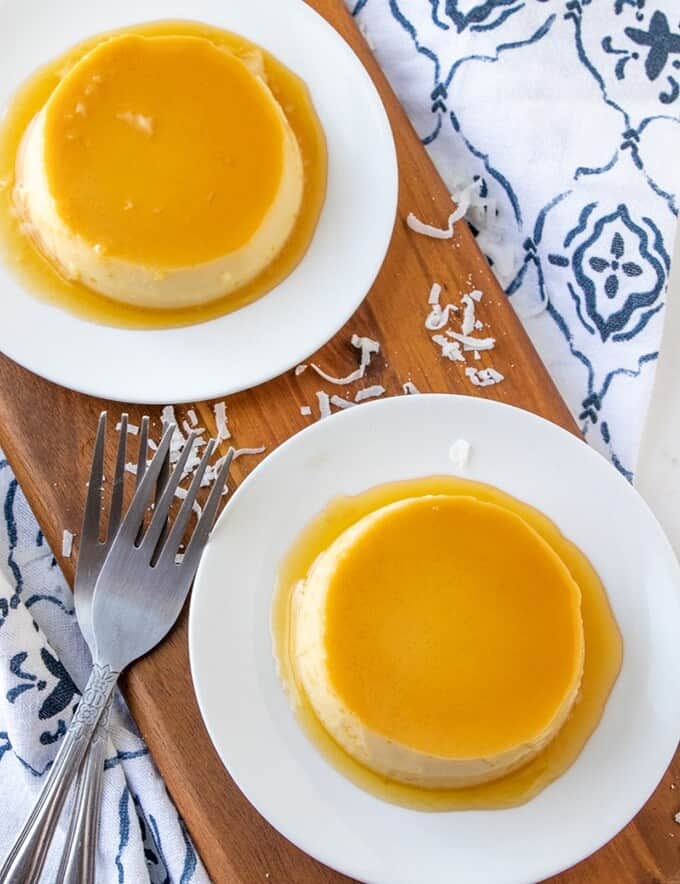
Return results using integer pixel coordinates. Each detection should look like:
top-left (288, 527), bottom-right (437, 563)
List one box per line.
top-left (0, 2), bottom-right (678, 881)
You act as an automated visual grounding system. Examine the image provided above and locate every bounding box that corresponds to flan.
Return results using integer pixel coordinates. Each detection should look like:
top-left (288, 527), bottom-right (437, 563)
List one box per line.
top-left (13, 33), bottom-right (304, 308)
top-left (292, 495), bottom-right (585, 788)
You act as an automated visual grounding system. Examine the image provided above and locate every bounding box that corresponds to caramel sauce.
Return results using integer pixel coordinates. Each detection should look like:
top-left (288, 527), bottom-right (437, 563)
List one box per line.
top-left (272, 476), bottom-right (622, 811)
top-left (0, 20), bottom-right (327, 328)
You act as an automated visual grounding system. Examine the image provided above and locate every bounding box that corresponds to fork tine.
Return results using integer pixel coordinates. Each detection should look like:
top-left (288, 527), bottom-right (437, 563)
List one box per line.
top-left (181, 448), bottom-right (234, 574)
top-left (136, 416), bottom-right (149, 488)
top-left (139, 431), bottom-right (198, 553)
top-left (80, 412), bottom-right (107, 549)
top-left (134, 416), bottom-right (150, 545)
top-left (158, 439), bottom-right (216, 562)
top-left (114, 423), bottom-right (175, 543)
top-left (107, 414), bottom-right (128, 540)
top-left (155, 424), bottom-right (171, 505)
top-left (136, 415), bottom-right (172, 546)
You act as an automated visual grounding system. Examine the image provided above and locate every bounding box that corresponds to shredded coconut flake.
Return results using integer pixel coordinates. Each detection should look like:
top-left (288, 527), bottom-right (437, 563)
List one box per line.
top-left (187, 408), bottom-right (198, 427)
top-left (465, 367), bottom-right (505, 387)
top-left (674, 811), bottom-right (680, 825)
top-left (402, 381), bottom-right (421, 395)
top-left (124, 463), bottom-right (138, 475)
top-left (201, 453), bottom-right (231, 488)
top-left (116, 421), bottom-right (139, 436)
top-left (309, 362), bottom-right (363, 385)
top-left (425, 283), bottom-right (459, 331)
top-left (295, 364), bottom-right (307, 376)
top-left (62, 530), bottom-right (74, 558)
top-left (181, 445), bottom-right (205, 481)
top-left (316, 391), bottom-right (331, 419)
top-left (447, 330), bottom-right (496, 352)
top-left (428, 283), bottom-right (443, 306)
top-left (407, 182), bottom-right (480, 240)
top-left (354, 385), bottom-right (385, 403)
top-left (461, 292), bottom-right (483, 336)
top-left (310, 334), bottom-right (380, 385)
top-left (232, 446), bottom-right (266, 460)
top-left (161, 405), bottom-right (186, 465)
top-left (330, 395), bottom-right (355, 410)
top-left (213, 402), bottom-right (231, 444)
top-left (406, 212), bottom-right (454, 240)
top-left (449, 439), bottom-right (471, 470)
top-left (352, 334), bottom-right (380, 365)
top-left (300, 405), bottom-right (312, 416)
top-left (432, 334), bottom-right (464, 362)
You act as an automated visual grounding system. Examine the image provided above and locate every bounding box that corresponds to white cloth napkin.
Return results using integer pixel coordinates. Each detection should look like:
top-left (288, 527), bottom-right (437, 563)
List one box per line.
top-left (1, 1), bottom-right (679, 880)
top-left (353, 0), bottom-right (679, 476)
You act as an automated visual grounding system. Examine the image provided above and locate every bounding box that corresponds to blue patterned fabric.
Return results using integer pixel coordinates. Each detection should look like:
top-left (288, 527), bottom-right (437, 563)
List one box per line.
top-left (1, 2), bottom-right (678, 879)
top-left (0, 461), bottom-right (208, 882)
top-left (353, 0), bottom-right (678, 476)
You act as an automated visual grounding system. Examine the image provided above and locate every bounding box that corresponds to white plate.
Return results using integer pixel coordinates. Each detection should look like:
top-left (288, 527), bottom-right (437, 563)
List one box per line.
top-left (0, 0), bottom-right (397, 403)
top-left (190, 395), bottom-right (680, 884)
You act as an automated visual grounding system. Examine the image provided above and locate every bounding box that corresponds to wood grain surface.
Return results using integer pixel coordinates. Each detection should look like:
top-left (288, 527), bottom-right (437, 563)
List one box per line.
top-left (0, 1), bottom-right (678, 881)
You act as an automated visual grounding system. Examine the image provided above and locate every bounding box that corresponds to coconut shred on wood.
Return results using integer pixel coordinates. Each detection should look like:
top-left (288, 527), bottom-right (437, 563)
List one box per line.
top-left (460, 290), bottom-right (483, 336)
top-left (425, 283), bottom-right (459, 331)
top-left (62, 530), bottom-right (74, 559)
top-left (465, 367), bottom-right (505, 387)
top-left (432, 334), bottom-right (464, 362)
top-left (308, 334), bottom-right (380, 385)
top-left (421, 280), bottom-right (505, 386)
top-left (407, 179), bottom-right (514, 385)
top-left (299, 333), bottom-right (384, 419)
top-left (354, 385), bottom-right (386, 403)
top-left (406, 181), bottom-right (480, 239)
top-left (116, 420), bottom-right (139, 436)
top-left (330, 394), bottom-right (354, 410)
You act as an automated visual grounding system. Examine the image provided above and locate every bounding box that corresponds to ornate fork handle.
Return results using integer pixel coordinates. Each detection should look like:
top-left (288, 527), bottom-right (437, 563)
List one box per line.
top-left (56, 695), bottom-right (114, 884)
top-left (0, 662), bottom-right (119, 884)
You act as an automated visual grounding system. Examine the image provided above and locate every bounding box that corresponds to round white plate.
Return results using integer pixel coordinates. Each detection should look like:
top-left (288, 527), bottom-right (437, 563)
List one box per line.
top-left (190, 395), bottom-right (680, 884)
top-left (0, 0), bottom-right (397, 403)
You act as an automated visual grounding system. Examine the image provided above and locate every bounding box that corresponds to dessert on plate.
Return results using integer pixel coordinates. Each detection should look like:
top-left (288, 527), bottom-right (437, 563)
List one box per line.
top-left (274, 475), bottom-right (622, 809)
top-left (14, 34), bottom-right (304, 309)
top-left (292, 494), bottom-right (585, 788)
top-left (0, 21), bottom-right (327, 326)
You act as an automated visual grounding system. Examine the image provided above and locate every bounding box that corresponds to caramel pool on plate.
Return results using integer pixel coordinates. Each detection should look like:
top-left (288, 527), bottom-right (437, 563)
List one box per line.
top-left (273, 476), bottom-right (622, 811)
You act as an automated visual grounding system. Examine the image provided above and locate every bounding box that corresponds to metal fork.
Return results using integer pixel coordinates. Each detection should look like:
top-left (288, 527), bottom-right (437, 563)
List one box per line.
top-left (57, 413), bottom-right (169, 884)
top-left (0, 422), bottom-right (233, 884)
